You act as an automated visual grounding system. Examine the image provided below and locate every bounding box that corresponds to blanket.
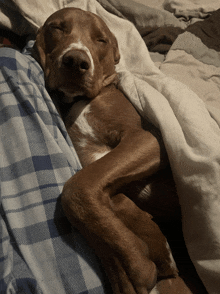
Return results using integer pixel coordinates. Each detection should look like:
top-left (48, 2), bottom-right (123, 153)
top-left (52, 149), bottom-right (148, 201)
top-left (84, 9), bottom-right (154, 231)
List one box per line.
top-left (164, 0), bottom-right (220, 21)
top-left (0, 45), bottom-right (110, 294)
top-left (159, 11), bottom-right (220, 293)
top-left (1, 0), bottom-right (220, 293)
top-left (0, 0), bottom-right (186, 36)
top-left (160, 9), bottom-right (220, 126)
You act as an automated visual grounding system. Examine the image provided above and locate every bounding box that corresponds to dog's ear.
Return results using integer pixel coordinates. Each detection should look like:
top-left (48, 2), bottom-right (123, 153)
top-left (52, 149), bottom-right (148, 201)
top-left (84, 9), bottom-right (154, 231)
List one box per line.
top-left (111, 34), bottom-right (120, 65)
top-left (31, 27), bottom-right (46, 70)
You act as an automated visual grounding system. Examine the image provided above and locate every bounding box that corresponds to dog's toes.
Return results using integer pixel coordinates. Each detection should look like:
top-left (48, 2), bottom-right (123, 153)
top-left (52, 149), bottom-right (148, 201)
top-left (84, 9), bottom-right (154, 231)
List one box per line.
top-left (102, 255), bottom-right (137, 294)
top-left (102, 252), bottom-right (157, 294)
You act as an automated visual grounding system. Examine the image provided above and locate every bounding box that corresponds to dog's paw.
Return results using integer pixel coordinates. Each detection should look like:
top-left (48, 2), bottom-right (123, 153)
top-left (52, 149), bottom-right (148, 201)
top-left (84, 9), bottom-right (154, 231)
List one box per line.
top-left (101, 248), bottom-right (157, 294)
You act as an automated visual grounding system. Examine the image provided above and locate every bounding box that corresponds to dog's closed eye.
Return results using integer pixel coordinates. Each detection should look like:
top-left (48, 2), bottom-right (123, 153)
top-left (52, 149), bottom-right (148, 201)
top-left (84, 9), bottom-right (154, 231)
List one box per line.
top-left (97, 38), bottom-right (108, 44)
top-left (48, 22), bottom-right (64, 32)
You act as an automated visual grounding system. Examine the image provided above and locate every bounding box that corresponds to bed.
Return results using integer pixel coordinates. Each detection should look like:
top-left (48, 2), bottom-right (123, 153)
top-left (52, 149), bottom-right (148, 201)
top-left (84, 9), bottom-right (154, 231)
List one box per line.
top-left (1, 0), bottom-right (220, 293)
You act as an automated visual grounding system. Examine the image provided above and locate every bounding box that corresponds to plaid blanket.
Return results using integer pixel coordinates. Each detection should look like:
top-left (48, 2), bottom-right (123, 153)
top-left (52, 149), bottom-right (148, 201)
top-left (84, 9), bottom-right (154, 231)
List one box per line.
top-left (0, 43), bottom-right (109, 294)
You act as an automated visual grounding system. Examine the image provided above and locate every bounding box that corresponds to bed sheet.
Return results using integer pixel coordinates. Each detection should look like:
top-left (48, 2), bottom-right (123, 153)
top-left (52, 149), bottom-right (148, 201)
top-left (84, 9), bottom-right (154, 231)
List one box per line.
top-left (160, 9), bottom-right (220, 127)
top-left (164, 0), bottom-right (220, 21)
top-left (159, 10), bottom-right (220, 292)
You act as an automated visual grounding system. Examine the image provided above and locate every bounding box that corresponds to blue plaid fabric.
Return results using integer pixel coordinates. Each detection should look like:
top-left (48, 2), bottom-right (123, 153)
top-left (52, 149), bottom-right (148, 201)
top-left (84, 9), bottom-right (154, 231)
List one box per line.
top-left (0, 43), bottom-right (109, 293)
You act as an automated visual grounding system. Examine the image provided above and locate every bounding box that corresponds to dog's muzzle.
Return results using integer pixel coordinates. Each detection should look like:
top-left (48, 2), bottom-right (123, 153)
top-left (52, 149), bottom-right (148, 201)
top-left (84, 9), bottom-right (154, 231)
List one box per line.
top-left (61, 50), bottom-right (91, 75)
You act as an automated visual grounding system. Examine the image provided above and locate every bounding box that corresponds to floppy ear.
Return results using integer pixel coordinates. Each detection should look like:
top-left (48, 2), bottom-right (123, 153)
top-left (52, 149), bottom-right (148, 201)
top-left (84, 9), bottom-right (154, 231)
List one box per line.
top-left (107, 29), bottom-right (120, 64)
top-left (31, 27), bottom-right (46, 70)
top-left (111, 34), bottom-right (120, 65)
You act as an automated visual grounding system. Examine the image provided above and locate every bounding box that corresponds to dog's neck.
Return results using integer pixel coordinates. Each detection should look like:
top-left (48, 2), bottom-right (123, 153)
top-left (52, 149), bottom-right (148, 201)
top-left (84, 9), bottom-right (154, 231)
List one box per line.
top-left (50, 83), bottom-right (117, 120)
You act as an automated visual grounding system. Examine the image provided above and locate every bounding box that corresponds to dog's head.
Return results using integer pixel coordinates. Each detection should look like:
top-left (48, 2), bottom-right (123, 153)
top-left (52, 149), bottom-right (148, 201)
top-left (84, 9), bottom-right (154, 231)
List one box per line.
top-left (32, 8), bottom-right (120, 101)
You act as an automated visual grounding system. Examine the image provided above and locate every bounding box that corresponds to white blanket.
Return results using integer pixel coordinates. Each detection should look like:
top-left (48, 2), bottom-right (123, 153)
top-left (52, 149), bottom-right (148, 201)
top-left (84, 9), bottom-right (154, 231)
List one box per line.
top-left (2, 1), bottom-right (220, 293)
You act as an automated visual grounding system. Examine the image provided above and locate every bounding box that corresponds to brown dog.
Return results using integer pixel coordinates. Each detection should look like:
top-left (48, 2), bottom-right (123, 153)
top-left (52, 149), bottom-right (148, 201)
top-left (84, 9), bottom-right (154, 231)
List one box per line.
top-left (32, 7), bottom-right (201, 294)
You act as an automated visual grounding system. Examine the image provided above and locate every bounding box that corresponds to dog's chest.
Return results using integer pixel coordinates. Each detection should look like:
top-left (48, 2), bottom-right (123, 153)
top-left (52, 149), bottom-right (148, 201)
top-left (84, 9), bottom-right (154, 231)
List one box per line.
top-left (65, 99), bottom-right (114, 166)
top-left (64, 98), bottom-right (180, 221)
top-left (70, 100), bottom-right (95, 140)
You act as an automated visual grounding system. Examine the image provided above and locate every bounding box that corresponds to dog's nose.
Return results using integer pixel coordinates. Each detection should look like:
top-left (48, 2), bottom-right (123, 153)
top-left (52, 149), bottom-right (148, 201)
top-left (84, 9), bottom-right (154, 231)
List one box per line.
top-left (62, 50), bottom-right (90, 74)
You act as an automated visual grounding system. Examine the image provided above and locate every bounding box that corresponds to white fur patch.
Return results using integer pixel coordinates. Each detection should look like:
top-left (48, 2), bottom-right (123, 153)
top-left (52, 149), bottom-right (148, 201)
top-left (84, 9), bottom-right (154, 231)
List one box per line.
top-left (74, 101), bottom-right (96, 139)
top-left (150, 286), bottom-right (159, 294)
top-left (166, 241), bottom-right (177, 271)
top-left (93, 150), bottom-right (110, 161)
top-left (58, 40), bottom-right (95, 75)
top-left (78, 137), bottom-right (88, 148)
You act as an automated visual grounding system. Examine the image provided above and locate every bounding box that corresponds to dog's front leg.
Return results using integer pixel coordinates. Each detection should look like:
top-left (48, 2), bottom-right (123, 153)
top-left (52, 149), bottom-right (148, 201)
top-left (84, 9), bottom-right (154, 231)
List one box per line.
top-left (62, 181), bottom-right (157, 293)
top-left (61, 130), bottom-right (164, 293)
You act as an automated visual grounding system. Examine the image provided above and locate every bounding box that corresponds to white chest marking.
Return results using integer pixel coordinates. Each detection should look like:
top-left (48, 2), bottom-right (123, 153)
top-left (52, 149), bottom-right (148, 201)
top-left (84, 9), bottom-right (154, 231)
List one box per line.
top-left (74, 101), bottom-right (96, 139)
top-left (58, 40), bottom-right (95, 76)
top-left (93, 150), bottom-right (110, 162)
top-left (150, 286), bottom-right (159, 294)
top-left (78, 137), bottom-right (88, 148)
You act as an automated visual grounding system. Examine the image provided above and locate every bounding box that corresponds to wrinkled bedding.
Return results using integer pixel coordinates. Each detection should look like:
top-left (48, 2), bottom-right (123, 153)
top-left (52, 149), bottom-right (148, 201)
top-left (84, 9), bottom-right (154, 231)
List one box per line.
top-left (160, 9), bottom-right (220, 126)
top-left (164, 0), bottom-right (220, 21)
top-left (1, 1), bottom-right (220, 293)
top-left (159, 11), bottom-right (220, 292)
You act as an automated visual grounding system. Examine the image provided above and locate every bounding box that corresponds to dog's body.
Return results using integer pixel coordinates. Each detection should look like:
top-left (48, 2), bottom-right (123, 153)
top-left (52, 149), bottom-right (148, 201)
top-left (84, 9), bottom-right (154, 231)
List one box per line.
top-left (55, 84), bottom-right (186, 294)
top-left (32, 7), bottom-right (202, 293)
top-left (61, 84), bottom-right (180, 223)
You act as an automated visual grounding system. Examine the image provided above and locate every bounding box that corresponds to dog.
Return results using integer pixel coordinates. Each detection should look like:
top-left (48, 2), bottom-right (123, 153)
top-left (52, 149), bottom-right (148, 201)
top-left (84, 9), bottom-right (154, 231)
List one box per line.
top-left (32, 7), bottom-right (203, 294)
